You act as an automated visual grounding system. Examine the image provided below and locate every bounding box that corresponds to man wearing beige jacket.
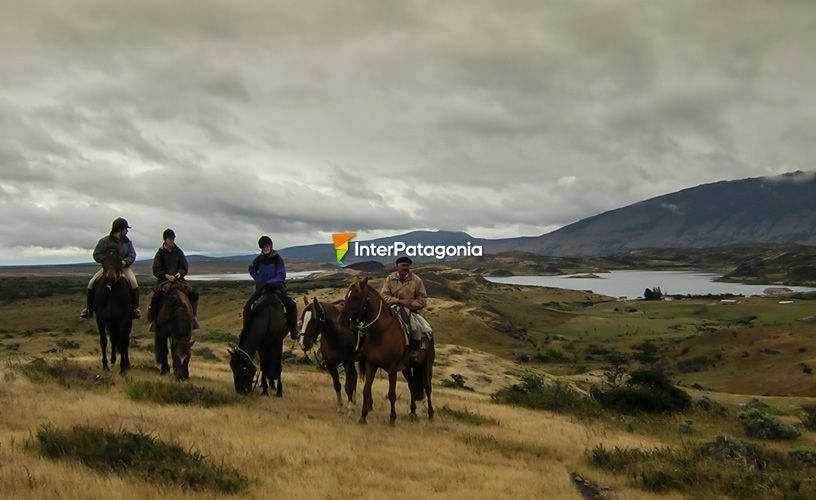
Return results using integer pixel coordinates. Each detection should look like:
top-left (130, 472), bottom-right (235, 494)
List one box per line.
top-left (381, 256), bottom-right (432, 359)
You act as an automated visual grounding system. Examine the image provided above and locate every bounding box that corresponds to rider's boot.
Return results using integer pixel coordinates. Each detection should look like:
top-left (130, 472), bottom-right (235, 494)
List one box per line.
top-left (79, 289), bottom-right (94, 319)
top-left (131, 288), bottom-right (142, 319)
top-left (191, 293), bottom-right (200, 330)
top-left (409, 338), bottom-right (421, 361)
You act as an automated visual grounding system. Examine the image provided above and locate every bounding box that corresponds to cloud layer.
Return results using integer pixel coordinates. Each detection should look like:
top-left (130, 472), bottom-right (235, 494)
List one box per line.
top-left (1, 0), bottom-right (814, 263)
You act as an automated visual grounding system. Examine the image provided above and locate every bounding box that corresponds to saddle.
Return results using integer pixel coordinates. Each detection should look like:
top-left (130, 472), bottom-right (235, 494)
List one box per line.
top-left (394, 306), bottom-right (433, 344)
top-left (250, 290), bottom-right (285, 313)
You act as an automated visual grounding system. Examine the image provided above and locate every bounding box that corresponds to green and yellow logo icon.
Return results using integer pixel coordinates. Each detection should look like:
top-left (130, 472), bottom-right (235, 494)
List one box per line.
top-left (332, 232), bottom-right (356, 265)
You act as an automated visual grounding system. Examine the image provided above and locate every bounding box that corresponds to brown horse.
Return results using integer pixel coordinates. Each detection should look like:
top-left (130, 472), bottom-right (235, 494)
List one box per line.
top-left (342, 276), bottom-right (434, 425)
top-left (299, 297), bottom-right (358, 417)
top-left (154, 284), bottom-right (195, 381)
top-left (229, 292), bottom-right (289, 396)
top-left (93, 248), bottom-right (133, 373)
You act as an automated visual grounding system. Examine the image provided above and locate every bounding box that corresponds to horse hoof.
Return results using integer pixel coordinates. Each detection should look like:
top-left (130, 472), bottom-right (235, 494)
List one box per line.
top-left (358, 418), bottom-right (367, 425)
top-left (103, 366), bottom-right (110, 372)
top-left (337, 406), bottom-right (344, 414)
top-left (160, 368), bottom-right (169, 375)
top-left (389, 419), bottom-right (396, 427)
top-left (262, 391), bottom-right (269, 396)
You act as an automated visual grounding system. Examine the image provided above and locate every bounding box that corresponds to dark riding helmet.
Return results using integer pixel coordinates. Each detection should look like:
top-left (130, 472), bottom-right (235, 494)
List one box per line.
top-left (258, 235), bottom-right (273, 249)
top-left (396, 256), bottom-right (413, 265)
top-left (162, 228), bottom-right (176, 241)
top-left (111, 217), bottom-right (131, 234)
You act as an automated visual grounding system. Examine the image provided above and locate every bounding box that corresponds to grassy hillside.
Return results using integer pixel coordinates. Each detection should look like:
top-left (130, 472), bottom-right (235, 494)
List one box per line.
top-left (3, 271), bottom-right (816, 498)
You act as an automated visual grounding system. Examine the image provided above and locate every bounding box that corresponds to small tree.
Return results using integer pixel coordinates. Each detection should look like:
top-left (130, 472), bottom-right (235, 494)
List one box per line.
top-left (643, 287), bottom-right (663, 301)
top-left (602, 353), bottom-right (629, 388)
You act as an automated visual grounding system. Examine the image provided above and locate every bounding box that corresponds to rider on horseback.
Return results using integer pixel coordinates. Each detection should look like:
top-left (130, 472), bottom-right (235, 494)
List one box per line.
top-left (380, 256), bottom-right (432, 360)
top-left (242, 236), bottom-right (298, 339)
top-left (148, 228), bottom-right (200, 332)
top-left (79, 217), bottom-right (141, 320)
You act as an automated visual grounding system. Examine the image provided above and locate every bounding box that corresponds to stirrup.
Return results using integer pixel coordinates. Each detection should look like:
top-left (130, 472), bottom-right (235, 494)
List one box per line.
top-left (80, 309), bottom-right (92, 319)
top-left (132, 309), bottom-right (142, 319)
top-left (149, 321), bottom-right (156, 332)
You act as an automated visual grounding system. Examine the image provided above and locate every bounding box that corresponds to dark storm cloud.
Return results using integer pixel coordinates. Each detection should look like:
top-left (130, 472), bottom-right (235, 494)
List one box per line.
top-left (0, 0), bottom-right (814, 263)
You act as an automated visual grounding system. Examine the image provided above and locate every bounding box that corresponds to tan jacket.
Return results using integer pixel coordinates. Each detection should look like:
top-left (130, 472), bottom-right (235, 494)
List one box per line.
top-left (381, 272), bottom-right (427, 311)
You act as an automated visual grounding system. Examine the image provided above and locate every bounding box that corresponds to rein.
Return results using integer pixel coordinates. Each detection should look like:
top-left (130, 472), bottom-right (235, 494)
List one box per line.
top-left (235, 346), bottom-right (261, 392)
top-left (353, 286), bottom-right (397, 350)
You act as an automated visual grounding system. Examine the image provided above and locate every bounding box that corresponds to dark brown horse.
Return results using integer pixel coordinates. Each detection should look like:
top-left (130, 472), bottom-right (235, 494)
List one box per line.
top-left (342, 276), bottom-right (434, 425)
top-left (154, 284), bottom-right (195, 381)
top-left (299, 297), bottom-right (358, 417)
top-left (93, 248), bottom-right (133, 373)
top-left (229, 292), bottom-right (289, 396)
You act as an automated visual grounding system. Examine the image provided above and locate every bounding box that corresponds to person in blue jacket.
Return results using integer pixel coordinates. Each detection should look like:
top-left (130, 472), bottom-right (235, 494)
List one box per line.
top-left (243, 235), bottom-right (298, 338)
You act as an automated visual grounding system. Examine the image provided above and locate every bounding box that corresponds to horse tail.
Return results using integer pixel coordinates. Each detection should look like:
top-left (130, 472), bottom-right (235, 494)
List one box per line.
top-left (409, 365), bottom-right (426, 402)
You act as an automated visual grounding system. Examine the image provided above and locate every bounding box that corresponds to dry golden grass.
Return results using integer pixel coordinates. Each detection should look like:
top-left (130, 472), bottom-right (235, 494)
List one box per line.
top-left (0, 347), bottom-right (676, 500)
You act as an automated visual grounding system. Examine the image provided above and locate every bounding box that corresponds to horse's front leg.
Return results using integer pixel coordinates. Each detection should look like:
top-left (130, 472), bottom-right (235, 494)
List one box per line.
top-left (425, 361), bottom-right (434, 420)
top-left (359, 362), bottom-right (376, 425)
top-left (98, 320), bottom-right (109, 371)
top-left (259, 350), bottom-right (270, 396)
top-left (388, 369), bottom-right (398, 426)
top-left (274, 349), bottom-right (283, 398)
top-left (345, 361), bottom-right (358, 418)
top-left (328, 365), bottom-right (343, 413)
top-left (119, 325), bottom-right (131, 374)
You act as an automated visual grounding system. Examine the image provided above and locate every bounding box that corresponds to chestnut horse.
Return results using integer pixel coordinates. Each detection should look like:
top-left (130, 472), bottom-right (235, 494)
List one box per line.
top-left (93, 248), bottom-right (132, 373)
top-left (154, 284), bottom-right (195, 380)
top-left (229, 292), bottom-right (289, 396)
top-left (342, 276), bottom-right (434, 425)
top-left (299, 297), bottom-right (358, 417)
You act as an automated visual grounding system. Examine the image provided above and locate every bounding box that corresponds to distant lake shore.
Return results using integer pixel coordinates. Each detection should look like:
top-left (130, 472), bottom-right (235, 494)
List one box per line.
top-left (486, 270), bottom-right (816, 299)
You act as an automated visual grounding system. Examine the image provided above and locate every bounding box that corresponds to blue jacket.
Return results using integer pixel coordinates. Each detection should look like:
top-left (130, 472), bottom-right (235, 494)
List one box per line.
top-left (249, 251), bottom-right (286, 292)
top-left (93, 235), bottom-right (136, 267)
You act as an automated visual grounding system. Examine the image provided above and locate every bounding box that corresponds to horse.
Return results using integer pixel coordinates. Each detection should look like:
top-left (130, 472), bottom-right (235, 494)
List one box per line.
top-left (154, 283), bottom-right (196, 381)
top-left (93, 248), bottom-right (133, 374)
top-left (299, 297), bottom-right (358, 417)
top-left (342, 276), bottom-right (435, 425)
top-left (228, 292), bottom-right (289, 396)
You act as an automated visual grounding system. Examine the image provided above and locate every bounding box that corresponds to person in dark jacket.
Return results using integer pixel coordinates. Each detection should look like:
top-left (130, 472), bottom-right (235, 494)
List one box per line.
top-left (148, 228), bottom-right (200, 331)
top-left (80, 217), bottom-right (141, 319)
top-left (243, 235), bottom-right (298, 338)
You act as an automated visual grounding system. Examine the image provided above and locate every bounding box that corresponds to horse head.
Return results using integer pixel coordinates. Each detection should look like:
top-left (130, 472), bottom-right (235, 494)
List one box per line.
top-left (342, 275), bottom-right (370, 322)
top-left (172, 337), bottom-right (194, 381)
top-left (228, 347), bottom-right (257, 395)
top-left (101, 248), bottom-right (123, 288)
top-left (299, 297), bottom-right (327, 351)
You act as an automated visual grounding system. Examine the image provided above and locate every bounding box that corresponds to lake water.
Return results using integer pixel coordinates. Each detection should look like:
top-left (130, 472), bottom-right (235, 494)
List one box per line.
top-left (186, 270), bottom-right (320, 281)
top-left (486, 270), bottom-right (816, 299)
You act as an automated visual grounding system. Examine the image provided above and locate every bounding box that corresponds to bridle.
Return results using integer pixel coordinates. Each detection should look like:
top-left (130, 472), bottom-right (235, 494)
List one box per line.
top-left (346, 284), bottom-right (396, 349)
top-left (300, 302), bottom-right (329, 370)
top-left (233, 347), bottom-right (260, 392)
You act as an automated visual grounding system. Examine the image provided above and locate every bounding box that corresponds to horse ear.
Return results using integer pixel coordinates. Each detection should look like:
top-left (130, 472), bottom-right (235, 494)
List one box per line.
top-left (302, 296), bottom-right (309, 306)
top-left (312, 297), bottom-right (319, 305)
top-left (189, 340), bottom-right (196, 347)
top-left (361, 276), bottom-right (369, 287)
top-left (227, 348), bottom-right (234, 356)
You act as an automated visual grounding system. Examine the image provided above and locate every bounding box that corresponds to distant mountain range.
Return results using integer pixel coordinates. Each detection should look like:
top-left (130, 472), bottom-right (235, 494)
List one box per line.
top-left (3, 171), bottom-right (814, 270)
top-left (276, 171), bottom-right (816, 260)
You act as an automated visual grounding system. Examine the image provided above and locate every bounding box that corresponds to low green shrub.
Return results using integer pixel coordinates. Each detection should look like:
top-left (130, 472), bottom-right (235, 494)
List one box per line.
top-left (800, 404), bottom-right (816, 430)
top-left (738, 409), bottom-right (800, 440)
top-left (15, 358), bottom-right (113, 388)
top-left (125, 381), bottom-right (239, 407)
top-left (591, 368), bottom-right (691, 415)
top-left (30, 424), bottom-right (248, 493)
top-left (695, 396), bottom-right (729, 416)
top-left (439, 405), bottom-right (498, 426)
top-left (440, 373), bottom-right (474, 391)
top-left (493, 375), bottom-right (600, 417)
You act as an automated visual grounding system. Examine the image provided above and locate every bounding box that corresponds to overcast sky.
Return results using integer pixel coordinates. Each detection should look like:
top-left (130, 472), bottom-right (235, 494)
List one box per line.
top-left (1, 0), bottom-right (814, 264)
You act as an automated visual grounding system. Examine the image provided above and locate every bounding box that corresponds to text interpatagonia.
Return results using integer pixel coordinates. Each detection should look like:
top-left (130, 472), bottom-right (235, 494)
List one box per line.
top-left (353, 241), bottom-right (483, 260)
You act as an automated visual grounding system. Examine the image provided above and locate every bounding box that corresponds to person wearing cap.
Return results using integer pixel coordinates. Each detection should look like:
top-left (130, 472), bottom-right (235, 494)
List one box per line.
top-left (79, 217), bottom-right (141, 319)
top-left (381, 256), bottom-right (431, 359)
top-left (148, 228), bottom-right (200, 332)
top-left (243, 235), bottom-right (298, 339)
